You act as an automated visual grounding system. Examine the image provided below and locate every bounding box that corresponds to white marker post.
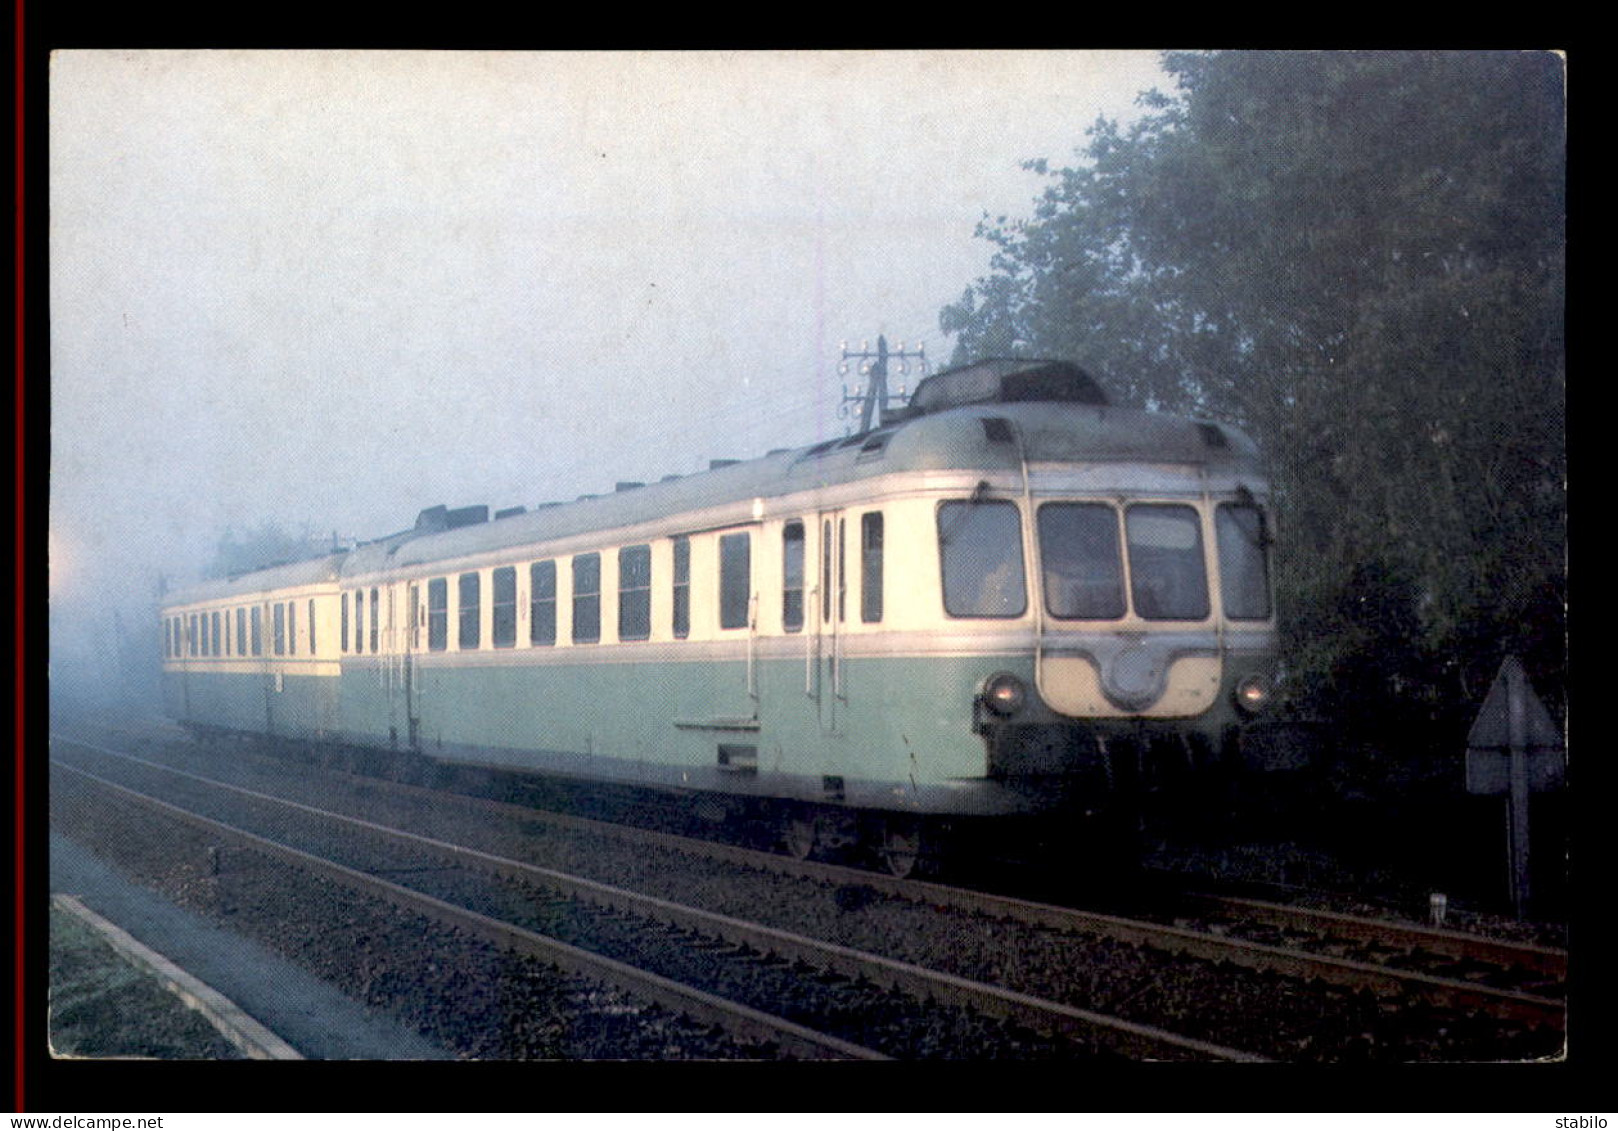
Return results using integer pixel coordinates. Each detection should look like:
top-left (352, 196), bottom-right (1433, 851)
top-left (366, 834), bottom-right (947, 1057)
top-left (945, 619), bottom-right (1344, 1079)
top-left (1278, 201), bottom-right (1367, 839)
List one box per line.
top-left (1464, 656), bottom-right (1565, 918)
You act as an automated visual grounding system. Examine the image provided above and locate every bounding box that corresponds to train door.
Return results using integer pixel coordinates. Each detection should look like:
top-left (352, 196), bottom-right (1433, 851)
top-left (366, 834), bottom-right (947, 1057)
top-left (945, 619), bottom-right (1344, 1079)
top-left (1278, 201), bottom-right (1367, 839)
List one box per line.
top-left (813, 510), bottom-right (848, 734)
top-left (713, 529), bottom-right (761, 724)
top-left (404, 581), bottom-right (422, 751)
top-left (260, 602), bottom-right (279, 737)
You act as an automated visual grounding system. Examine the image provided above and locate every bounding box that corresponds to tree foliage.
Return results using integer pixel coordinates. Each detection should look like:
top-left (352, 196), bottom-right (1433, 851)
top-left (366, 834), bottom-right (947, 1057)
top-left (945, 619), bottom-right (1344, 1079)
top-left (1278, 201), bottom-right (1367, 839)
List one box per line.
top-left (206, 520), bottom-right (333, 580)
top-left (942, 50), bottom-right (1565, 733)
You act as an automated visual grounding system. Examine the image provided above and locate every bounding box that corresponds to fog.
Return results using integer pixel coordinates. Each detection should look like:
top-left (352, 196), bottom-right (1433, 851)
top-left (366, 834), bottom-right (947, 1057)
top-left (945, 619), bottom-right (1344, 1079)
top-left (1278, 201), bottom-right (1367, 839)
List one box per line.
top-left (48, 49), bottom-right (1168, 704)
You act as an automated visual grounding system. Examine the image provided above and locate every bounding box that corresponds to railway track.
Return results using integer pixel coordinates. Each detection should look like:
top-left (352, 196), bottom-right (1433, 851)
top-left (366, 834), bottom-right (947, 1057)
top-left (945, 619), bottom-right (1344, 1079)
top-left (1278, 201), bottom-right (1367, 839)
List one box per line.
top-left (49, 727), bottom-right (1566, 1061)
top-left (49, 742), bottom-right (1255, 1061)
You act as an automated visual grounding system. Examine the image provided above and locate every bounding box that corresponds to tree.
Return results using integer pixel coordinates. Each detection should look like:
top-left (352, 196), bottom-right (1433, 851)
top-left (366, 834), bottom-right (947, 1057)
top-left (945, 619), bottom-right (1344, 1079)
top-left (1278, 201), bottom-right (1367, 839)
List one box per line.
top-left (941, 50), bottom-right (1566, 732)
top-left (206, 520), bottom-right (333, 580)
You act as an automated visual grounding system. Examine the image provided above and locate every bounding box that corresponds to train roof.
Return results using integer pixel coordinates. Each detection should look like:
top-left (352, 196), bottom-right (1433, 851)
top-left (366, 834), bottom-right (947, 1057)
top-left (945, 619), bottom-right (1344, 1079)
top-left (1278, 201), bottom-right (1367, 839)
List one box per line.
top-left (902, 357), bottom-right (1109, 415)
top-left (164, 551), bottom-right (347, 606)
top-left (166, 359), bottom-right (1266, 601)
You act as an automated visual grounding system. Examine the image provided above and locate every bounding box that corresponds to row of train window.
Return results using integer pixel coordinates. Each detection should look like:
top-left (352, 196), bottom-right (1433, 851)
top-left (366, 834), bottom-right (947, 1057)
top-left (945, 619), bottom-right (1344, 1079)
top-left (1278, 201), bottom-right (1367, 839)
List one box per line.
top-left (164, 599), bottom-right (314, 660)
top-left (165, 501), bottom-right (1272, 660)
top-left (341, 517), bottom-right (884, 654)
top-left (936, 500), bottom-right (1272, 622)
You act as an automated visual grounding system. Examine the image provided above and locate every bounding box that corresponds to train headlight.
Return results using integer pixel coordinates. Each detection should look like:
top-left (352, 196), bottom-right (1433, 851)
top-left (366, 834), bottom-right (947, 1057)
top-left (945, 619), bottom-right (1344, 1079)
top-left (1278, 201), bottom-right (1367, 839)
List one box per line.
top-left (981, 672), bottom-right (1027, 717)
top-left (1234, 673), bottom-right (1272, 714)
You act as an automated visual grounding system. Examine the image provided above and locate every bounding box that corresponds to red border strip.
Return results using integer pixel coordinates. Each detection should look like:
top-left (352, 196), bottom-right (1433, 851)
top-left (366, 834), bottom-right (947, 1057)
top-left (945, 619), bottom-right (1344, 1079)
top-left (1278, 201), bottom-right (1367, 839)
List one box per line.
top-left (13, 0), bottom-right (26, 1110)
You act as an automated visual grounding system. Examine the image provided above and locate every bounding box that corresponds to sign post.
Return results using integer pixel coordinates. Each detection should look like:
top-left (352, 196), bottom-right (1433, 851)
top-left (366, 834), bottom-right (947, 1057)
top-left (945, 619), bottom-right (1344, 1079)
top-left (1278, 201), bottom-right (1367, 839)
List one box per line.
top-left (1465, 656), bottom-right (1565, 917)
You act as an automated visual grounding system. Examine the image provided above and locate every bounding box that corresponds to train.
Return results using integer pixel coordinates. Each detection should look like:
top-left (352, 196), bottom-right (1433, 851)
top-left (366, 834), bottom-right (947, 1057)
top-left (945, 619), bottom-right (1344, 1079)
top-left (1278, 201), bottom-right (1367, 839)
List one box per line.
top-left (159, 357), bottom-right (1281, 875)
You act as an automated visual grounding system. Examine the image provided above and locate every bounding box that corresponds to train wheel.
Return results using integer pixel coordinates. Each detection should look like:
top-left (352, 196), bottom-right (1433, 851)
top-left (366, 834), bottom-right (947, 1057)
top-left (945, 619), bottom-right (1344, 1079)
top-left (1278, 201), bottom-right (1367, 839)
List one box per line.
top-left (877, 816), bottom-right (924, 879)
top-left (782, 809), bottom-right (819, 861)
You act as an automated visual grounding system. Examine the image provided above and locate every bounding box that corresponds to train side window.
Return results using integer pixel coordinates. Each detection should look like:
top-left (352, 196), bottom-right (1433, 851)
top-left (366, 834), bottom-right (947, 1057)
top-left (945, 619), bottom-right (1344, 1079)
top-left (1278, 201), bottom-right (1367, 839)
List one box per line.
top-left (308, 599), bottom-right (317, 654)
top-left (1216, 502), bottom-right (1272, 620)
top-left (672, 537), bottom-right (690, 640)
top-left (572, 554), bottom-right (601, 643)
top-left (237, 608), bottom-right (246, 656)
top-left (821, 521), bottom-right (833, 623)
top-left (530, 561), bottom-right (557, 646)
top-left (492, 566), bottom-right (517, 648)
top-left (861, 513), bottom-right (883, 623)
top-left (458, 573), bottom-right (480, 650)
top-left (938, 500), bottom-right (1027, 618)
top-left (618, 545), bottom-right (651, 642)
top-left (719, 532), bottom-right (751, 630)
top-left (782, 522), bottom-right (805, 632)
top-left (838, 519), bottom-right (847, 623)
top-left (341, 593), bottom-right (350, 653)
top-left (287, 602), bottom-right (297, 656)
top-left (428, 578), bottom-right (448, 651)
top-left (370, 587), bottom-right (380, 653)
top-left (409, 583), bottom-right (421, 651)
top-left (251, 607), bottom-right (262, 655)
top-left (273, 603), bottom-right (286, 656)
top-left (355, 590), bottom-right (365, 654)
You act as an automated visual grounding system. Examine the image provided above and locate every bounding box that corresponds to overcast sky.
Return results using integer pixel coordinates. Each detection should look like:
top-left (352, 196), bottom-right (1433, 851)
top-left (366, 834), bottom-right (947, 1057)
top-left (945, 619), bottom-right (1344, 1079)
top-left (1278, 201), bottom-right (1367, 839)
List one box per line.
top-left (48, 49), bottom-right (1170, 661)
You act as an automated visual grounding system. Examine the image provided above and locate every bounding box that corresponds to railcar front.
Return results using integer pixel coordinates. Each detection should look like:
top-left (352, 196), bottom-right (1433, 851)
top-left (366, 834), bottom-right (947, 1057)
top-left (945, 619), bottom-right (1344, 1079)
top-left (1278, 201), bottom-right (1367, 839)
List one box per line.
top-left (926, 412), bottom-right (1279, 809)
top-left (790, 366), bottom-right (1278, 839)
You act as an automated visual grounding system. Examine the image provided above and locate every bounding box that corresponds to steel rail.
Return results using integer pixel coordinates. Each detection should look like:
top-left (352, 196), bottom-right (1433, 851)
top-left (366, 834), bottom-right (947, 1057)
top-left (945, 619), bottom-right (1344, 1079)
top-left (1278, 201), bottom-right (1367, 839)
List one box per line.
top-left (792, 862), bottom-right (1567, 1029)
top-left (50, 760), bottom-right (888, 1061)
top-left (55, 731), bottom-right (1566, 1029)
top-left (50, 741), bottom-right (1265, 1061)
top-left (1179, 892), bottom-right (1568, 980)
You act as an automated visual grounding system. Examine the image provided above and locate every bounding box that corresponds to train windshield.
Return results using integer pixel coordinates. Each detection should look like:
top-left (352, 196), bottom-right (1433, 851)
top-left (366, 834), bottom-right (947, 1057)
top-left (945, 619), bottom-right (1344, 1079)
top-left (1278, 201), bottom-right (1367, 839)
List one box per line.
top-left (952, 497), bottom-right (1266, 622)
top-left (1037, 503), bottom-right (1125, 619)
top-left (1215, 502), bottom-right (1272, 620)
top-left (1036, 501), bottom-right (1211, 621)
top-left (1126, 504), bottom-right (1210, 620)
